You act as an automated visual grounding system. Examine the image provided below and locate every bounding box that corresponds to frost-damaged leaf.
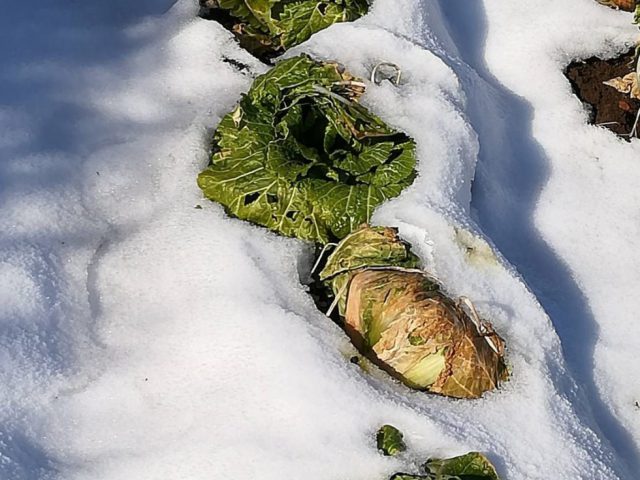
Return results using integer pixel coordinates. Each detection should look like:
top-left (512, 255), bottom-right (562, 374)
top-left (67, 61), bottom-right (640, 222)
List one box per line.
top-left (603, 71), bottom-right (640, 100)
top-left (376, 425), bottom-right (406, 456)
top-left (208, 0), bottom-right (369, 55)
top-left (320, 225), bottom-right (420, 314)
top-left (320, 226), bottom-right (420, 281)
top-left (320, 225), bottom-right (508, 398)
top-left (198, 56), bottom-right (417, 243)
top-left (389, 452), bottom-right (500, 480)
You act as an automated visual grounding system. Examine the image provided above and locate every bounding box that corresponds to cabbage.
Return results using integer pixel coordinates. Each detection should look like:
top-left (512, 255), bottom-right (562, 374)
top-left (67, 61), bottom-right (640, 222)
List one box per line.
top-left (198, 56), bottom-right (417, 243)
top-left (203, 0), bottom-right (369, 56)
top-left (321, 226), bottom-right (508, 398)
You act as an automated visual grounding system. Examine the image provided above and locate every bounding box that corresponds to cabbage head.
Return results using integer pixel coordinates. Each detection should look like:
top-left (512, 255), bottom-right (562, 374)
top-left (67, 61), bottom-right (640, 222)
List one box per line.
top-left (198, 56), bottom-right (416, 243)
top-left (320, 226), bottom-right (508, 399)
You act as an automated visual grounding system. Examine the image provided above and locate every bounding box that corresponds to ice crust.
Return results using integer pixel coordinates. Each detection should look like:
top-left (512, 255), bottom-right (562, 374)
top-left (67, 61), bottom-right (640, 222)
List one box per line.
top-left (1, 0), bottom-right (639, 479)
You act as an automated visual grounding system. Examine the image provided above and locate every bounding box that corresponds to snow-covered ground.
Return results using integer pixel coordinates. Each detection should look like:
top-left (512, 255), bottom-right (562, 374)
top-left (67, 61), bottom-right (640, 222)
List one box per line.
top-left (1, 0), bottom-right (640, 478)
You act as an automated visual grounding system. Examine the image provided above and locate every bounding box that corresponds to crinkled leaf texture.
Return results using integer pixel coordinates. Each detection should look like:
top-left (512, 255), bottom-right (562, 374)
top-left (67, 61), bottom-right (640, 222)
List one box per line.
top-left (424, 452), bottom-right (500, 479)
top-left (320, 226), bottom-right (420, 280)
top-left (320, 226), bottom-right (508, 399)
top-left (198, 56), bottom-right (416, 244)
top-left (390, 452), bottom-right (500, 480)
top-left (212, 0), bottom-right (369, 54)
top-left (376, 424), bottom-right (406, 457)
top-left (320, 225), bottom-right (420, 314)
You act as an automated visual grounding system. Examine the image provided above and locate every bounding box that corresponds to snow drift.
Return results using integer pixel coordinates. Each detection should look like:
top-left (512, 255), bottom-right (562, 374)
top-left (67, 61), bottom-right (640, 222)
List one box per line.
top-left (1, 0), bottom-right (639, 479)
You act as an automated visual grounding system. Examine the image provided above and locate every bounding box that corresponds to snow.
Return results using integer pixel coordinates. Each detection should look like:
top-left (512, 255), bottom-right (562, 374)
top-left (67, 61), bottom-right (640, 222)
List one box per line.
top-left (1, 0), bottom-right (640, 479)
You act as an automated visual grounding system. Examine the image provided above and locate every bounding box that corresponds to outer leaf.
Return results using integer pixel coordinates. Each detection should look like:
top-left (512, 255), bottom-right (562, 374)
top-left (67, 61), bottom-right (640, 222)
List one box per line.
top-left (320, 225), bottom-right (420, 315)
top-left (277, 1), bottom-right (345, 49)
top-left (320, 225), bottom-right (419, 280)
top-left (344, 269), bottom-right (507, 397)
top-left (217, 0), bottom-right (264, 28)
top-left (389, 452), bottom-right (501, 480)
top-left (424, 452), bottom-right (500, 480)
top-left (376, 425), bottom-right (406, 456)
top-left (198, 56), bottom-right (417, 244)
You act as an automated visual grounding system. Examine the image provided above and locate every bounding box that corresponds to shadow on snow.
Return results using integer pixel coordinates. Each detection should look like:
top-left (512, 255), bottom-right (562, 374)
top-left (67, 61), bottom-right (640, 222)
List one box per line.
top-left (437, 0), bottom-right (640, 476)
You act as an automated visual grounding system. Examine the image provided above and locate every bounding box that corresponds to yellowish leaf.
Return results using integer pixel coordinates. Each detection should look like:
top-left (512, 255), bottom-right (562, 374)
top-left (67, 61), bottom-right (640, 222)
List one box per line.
top-left (603, 72), bottom-right (640, 99)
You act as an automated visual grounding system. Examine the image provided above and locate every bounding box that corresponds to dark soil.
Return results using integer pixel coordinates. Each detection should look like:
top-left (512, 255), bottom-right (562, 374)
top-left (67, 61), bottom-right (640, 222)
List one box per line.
top-left (566, 49), bottom-right (639, 139)
top-left (306, 245), bottom-right (342, 325)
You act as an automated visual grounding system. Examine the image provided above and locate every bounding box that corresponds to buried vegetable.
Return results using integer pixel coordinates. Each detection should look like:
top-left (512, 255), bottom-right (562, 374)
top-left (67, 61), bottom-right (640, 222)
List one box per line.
top-left (390, 452), bottom-right (500, 480)
top-left (198, 55), bottom-right (417, 243)
top-left (377, 424), bottom-right (406, 456)
top-left (375, 426), bottom-right (501, 479)
top-left (320, 226), bottom-right (508, 399)
top-left (199, 0), bottom-right (369, 57)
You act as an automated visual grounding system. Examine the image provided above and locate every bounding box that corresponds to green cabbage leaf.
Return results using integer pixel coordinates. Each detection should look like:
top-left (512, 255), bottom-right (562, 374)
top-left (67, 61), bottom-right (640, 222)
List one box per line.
top-left (376, 424), bottom-right (406, 456)
top-left (390, 452), bottom-right (500, 480)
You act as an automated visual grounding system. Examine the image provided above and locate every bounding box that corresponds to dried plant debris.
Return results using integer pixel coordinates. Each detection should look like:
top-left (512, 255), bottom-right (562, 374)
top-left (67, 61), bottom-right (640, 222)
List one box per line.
top-left (390, 452), bottom-right (500, 480)
top-left (199, 0), bottom-right (369, 58)
top-left (566, 49), bottom-right (640, 138)
top-left (604, 70), bottom-right (640, 99)
top-left (198, 56), bottom-right (417, 244)
top-left (320, 226), bottom-right (508, 399)
top-left (376, 425), bottom-right (406, 456)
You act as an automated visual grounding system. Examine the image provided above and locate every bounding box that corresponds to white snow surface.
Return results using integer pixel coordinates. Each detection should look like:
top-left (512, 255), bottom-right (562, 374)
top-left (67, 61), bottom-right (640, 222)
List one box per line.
top-left (1, 0), bottom-right (639, 479)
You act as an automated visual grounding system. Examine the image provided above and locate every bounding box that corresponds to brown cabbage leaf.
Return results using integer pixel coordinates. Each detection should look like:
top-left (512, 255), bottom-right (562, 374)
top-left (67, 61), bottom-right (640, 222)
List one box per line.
top-left (345, 270), bottom-right (507, 398)
top-left (320, 225), bottom-right (508, 398)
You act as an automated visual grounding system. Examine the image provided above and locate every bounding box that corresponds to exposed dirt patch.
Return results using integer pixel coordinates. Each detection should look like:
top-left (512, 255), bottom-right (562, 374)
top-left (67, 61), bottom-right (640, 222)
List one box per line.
top-left (596, 0), bottom-right (637, 12)
top-left (566, 49), bottom-right (639, 139)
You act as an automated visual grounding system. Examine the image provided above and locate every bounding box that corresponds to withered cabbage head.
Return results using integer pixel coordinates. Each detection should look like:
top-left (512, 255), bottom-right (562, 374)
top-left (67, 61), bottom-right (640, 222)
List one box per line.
top-left (322, 226), bottom-right (508, 399)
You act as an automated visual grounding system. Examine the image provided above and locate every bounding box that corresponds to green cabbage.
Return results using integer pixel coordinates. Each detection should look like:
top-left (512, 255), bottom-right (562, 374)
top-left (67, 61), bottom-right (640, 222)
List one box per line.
top-left (207, 0), bottom-right (369, 56)
top-left (198, 56), bottom-right (416, 243)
